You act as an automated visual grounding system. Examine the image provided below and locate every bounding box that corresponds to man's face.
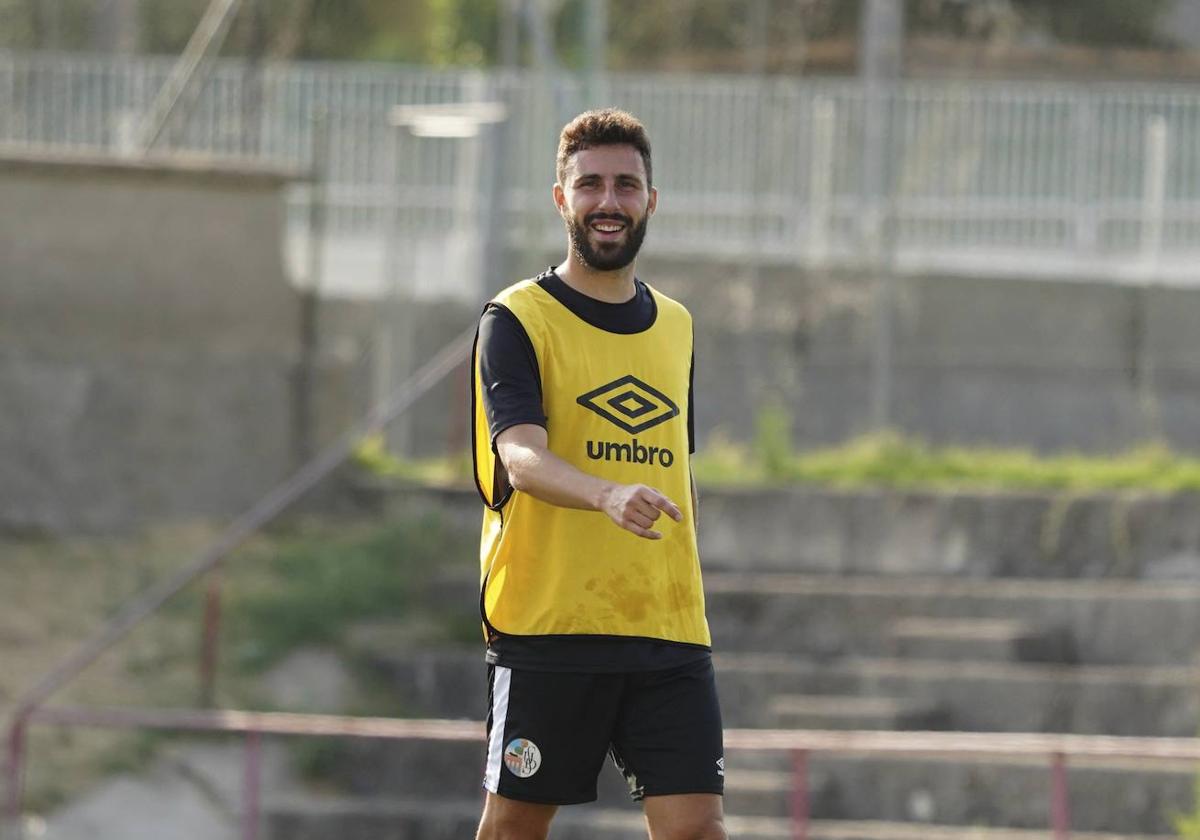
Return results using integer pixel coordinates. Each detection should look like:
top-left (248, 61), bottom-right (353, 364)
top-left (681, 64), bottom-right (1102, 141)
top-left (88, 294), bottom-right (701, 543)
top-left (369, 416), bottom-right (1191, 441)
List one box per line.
top-left (554, 144), bottom-right (657, 272)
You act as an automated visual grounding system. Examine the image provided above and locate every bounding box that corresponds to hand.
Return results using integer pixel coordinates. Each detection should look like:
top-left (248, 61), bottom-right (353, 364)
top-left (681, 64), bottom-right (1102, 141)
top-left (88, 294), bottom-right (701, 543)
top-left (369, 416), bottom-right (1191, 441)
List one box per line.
top-left (600, 483), bottom-right (683, 540)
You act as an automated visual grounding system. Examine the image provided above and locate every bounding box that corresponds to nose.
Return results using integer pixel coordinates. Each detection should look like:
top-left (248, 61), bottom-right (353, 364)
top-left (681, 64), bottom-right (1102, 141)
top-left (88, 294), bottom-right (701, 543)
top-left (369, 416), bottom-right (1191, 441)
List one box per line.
top-left (596, 184), bottom-right (619, 210)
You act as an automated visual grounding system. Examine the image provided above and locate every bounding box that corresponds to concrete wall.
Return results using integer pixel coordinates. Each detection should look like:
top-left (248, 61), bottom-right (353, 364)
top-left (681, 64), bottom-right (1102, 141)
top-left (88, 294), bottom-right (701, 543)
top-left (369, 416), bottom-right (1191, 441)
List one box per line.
top-left (638, 256), bottom-right (1200, 454)
top-left (337, 248), bottom-right (1200, 460)
top-left (368, 483), bottom-right (1200, 581)
top-left (0, 151), bottom-right (358, 532)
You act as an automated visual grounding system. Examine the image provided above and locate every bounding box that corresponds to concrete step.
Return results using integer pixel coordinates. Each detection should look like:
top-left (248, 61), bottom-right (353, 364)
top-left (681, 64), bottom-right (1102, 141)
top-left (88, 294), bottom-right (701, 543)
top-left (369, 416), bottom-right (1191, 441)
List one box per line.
top-left (722, 753), bottom-right (1195, 834)
top-left (768, 694), bottom-right (950, 730)
top-left (787, 822), bottom-right (1172, 840)
top-left (703, 572), bottom-right (1200, 666)
top-left (888, 618), bottom-right (1075, 663)
top-left (716, 654), bottom-right (1200, 735)
top-left (262, 795), bottom-right (1178, 840)
top-left (359, 568), bottom-right (1200, 667)
top-left (313, 733), bottom-right (1195, 833)
top-left (354, 645), bottom-right (1200, 736)
top-left (355, 483), bottom-right (1200, 584)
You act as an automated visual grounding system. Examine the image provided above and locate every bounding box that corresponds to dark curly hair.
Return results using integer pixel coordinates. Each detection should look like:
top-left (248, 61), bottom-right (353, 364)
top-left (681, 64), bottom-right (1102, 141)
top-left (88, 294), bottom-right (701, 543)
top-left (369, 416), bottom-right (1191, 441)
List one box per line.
top-left (556, 108), bottom-right (653, 188)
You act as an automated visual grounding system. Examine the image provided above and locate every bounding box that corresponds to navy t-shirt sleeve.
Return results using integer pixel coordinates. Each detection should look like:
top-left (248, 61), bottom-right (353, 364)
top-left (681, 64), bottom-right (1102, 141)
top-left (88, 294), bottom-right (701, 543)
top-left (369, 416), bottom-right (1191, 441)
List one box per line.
top-left (477, 305), bottom-right (547, 449)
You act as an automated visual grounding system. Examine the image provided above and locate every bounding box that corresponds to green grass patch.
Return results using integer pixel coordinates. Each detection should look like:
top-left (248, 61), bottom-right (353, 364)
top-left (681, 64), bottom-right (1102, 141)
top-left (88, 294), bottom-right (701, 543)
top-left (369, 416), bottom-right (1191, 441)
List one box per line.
top-left (224, 516), bottom-right (476, 671)
top-left (690, 404), bottom-right (1200, 492)
top-left (694, 430), bottom-right (1200, 491)
top-left (352, 434), bottom-right (473, 485)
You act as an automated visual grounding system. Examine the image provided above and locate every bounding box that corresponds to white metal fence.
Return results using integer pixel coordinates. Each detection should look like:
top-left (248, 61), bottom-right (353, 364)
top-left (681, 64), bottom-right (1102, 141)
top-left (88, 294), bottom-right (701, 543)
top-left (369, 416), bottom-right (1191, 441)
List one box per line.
top-left (3, 49), bottom-right (1200, 295)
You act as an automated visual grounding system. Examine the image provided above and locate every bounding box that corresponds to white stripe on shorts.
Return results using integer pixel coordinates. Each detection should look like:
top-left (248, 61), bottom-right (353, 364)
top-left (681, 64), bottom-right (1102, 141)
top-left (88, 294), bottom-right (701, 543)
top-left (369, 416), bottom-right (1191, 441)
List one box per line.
top-left (483, 666), bottom-right (512, 793)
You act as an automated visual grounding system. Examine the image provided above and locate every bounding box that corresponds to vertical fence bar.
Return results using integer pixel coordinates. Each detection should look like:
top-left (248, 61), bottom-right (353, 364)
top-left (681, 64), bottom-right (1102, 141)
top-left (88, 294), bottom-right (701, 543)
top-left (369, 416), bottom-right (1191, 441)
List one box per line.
top-left (791, 749), bottom-right (810, 840)
top-left (1072, 96), bottom-right (1097, 255)
top-left (1141, 115), bottom-right (1169, 275)
top-left (242, 730), bottom-right (262, 840)
top-left (807, 97), bottom-right (836, 264)
top-left (5, 716), bottom-right (27, 840)
top-left (199, 562), bottom-right (224, 707)
top-left (1050, 752), bottom-right (1071, 840)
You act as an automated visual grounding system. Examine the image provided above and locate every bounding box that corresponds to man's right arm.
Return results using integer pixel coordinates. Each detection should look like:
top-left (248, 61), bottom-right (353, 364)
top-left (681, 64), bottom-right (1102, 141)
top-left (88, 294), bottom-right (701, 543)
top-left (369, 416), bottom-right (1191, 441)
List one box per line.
top-left (496, 423), bottom-right (682, 540)
top-left (479, 306), bottom-right (681, 539)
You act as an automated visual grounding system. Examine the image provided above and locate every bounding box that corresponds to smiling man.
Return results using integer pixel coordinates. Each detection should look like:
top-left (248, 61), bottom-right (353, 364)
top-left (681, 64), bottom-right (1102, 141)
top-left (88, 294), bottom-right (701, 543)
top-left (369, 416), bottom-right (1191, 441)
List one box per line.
top-left (471, 109), bottom-right (726, 840)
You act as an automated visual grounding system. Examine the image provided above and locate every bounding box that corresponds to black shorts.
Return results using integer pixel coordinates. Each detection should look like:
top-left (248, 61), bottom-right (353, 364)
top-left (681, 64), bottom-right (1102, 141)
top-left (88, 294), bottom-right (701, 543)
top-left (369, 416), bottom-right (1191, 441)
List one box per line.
top-left (483, 657), bottom-right (724, 805)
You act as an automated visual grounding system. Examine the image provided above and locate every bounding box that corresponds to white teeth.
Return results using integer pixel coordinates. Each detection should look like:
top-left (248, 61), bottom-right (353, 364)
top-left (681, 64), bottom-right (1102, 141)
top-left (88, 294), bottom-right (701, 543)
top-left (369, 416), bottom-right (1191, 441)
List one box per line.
top-left (594, 224), bottom-right (622, 232)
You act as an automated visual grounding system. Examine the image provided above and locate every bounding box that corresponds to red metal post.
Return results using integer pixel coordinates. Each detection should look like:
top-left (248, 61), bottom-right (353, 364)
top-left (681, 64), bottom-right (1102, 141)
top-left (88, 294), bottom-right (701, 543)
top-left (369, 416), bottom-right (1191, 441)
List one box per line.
top-left (199, 563), bottom-right (225, 707)
top-left (1050, 752), bottom-right (1071, 840)
top-left (791, 749), bottom-right (810, 840)
top-left (242, 730), bottom-right (262, 840)
top-left (6, 716), bottom-right (27, 840)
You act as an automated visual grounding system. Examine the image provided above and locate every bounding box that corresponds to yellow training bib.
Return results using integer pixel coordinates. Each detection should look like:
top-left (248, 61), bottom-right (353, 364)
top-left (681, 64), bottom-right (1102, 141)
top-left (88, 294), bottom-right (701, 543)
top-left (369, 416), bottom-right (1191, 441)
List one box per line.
top-left (471, 278), bottom-right (710, 647)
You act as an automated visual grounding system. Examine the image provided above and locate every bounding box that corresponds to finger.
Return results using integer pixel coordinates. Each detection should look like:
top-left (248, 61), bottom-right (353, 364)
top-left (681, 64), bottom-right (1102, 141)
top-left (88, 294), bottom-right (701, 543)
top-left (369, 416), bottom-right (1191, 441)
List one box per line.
top-left (632, 501), bottom-right (661, 523)
top-left (646, 490), bottom-right (683, 522)
top-left (625, 522), bottom-right (662, 540)
top-left (629, 510), bottom-right (656, 530)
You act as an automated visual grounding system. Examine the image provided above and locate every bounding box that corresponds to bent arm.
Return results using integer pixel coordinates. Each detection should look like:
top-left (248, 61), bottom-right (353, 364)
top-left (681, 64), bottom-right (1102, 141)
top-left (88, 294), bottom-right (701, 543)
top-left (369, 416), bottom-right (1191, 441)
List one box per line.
top-left (496, 423), bottom-right (682, 540)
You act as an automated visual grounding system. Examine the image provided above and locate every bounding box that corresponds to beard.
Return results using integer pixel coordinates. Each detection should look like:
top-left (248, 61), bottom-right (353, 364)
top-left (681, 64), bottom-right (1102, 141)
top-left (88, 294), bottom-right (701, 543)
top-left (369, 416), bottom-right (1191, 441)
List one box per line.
top-left (565, 210), bottom-right (649, 272)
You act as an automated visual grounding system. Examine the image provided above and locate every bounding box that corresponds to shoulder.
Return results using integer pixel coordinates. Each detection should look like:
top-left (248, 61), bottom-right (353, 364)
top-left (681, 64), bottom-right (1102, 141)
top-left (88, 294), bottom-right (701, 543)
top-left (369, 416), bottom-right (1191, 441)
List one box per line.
top-left (487, 279), bottom-right (562, 336)
top-left (643, 283), bottom-right (692, 327)
top-left (491, 277), bottom-right (553, 312)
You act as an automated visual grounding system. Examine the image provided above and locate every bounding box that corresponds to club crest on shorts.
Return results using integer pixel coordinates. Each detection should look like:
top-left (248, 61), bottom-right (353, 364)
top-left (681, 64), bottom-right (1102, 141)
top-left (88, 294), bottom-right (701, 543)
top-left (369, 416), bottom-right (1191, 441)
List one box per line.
top-left (503, 738), bottom-right (542, 778)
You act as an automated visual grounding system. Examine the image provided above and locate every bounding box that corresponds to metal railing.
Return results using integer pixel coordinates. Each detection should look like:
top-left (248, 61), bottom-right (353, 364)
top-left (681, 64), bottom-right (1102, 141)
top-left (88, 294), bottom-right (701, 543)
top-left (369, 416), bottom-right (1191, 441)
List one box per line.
top-left (3, 49), bottom-right (1200, 286)
top-left (15, 705), bottom-right (1200, 840)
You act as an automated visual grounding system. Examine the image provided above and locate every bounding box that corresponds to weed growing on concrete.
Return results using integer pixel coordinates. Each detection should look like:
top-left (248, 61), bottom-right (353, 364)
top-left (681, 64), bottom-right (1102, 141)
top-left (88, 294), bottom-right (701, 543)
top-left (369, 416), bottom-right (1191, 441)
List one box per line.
top-left (226, 516), bottom-right (474, 671)
top-left (692, 432), bottom-right (1200, 492)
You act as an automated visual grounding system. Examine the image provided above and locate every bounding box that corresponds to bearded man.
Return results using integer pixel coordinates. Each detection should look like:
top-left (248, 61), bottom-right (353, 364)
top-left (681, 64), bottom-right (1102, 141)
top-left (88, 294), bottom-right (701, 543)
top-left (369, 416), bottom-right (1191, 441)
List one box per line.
top-left (471, 108), bottom-right (725, 840)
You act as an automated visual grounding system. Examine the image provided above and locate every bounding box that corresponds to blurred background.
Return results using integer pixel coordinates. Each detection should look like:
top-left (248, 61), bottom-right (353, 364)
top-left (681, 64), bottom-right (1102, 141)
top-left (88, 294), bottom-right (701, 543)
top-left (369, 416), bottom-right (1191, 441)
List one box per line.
top-left (6, 2), bottom-right (1200, 839)
top-left (8, 0), bottom-right (1200, 530)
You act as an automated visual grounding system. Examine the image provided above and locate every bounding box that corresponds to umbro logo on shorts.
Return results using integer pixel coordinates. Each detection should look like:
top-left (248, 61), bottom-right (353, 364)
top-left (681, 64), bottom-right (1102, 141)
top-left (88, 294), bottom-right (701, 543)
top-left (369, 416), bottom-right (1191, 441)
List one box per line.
top-left (577, 375), bottom-right (680, 435)
top-left (716, 757), bottom-right (725, 777)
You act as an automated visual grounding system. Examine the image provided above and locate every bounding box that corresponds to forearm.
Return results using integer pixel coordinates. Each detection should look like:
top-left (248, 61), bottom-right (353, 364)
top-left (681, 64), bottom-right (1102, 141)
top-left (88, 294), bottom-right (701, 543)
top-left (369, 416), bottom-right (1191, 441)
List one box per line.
top-left (504, 440), bottom-right (617, 512)
top-left (497, 424), bottom-right (682, 539)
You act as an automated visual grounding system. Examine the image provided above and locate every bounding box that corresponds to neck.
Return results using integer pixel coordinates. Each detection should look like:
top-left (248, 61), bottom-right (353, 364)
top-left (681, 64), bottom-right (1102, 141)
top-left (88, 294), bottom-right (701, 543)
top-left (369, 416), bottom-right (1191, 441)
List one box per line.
top-left (556, 253), bottom-right (637, 303)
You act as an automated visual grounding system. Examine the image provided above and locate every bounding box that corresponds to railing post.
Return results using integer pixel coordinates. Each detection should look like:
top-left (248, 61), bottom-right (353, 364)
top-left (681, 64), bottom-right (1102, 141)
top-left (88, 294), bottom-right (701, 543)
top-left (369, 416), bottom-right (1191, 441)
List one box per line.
top-left (806, 97), bottom-right (836, 265)
top-left (5, 715), bottom-right (27, 840)
top-left (1050, 751), bottom-right (1071, 840)
top-left (199, 562), bottom-right (225, 707)
top-left (242, 730), bottom-right (262, 840)
top-left (1072, 97), bottom-right (1098, 257)
top-left (1140, 115), bottom-right (1169, 277)
top-left (791, 749), bottom-right (810, 840)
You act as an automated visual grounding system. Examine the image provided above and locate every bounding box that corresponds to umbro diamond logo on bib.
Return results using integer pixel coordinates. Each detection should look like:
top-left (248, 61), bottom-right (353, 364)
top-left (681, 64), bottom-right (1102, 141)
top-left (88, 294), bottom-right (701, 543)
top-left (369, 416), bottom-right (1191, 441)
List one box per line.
top-left (577, 375), bottom-right (680, 434)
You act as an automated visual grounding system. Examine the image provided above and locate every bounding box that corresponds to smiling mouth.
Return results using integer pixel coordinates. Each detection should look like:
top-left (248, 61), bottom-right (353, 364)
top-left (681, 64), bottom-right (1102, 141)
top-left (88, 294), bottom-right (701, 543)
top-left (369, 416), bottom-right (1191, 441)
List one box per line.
top-left (589, 219), bottom-right (627, 237)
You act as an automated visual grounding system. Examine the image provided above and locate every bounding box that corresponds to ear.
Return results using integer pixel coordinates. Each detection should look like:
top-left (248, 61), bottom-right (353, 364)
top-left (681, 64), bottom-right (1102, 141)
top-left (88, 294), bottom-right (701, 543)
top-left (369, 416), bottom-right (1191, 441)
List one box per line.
top-left (647, 186), bottom-right (658, 217)
top-left (552, 182), bottom-right (567, 217)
